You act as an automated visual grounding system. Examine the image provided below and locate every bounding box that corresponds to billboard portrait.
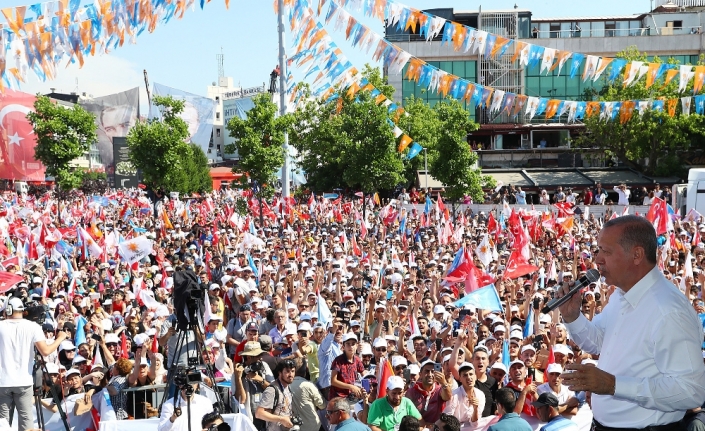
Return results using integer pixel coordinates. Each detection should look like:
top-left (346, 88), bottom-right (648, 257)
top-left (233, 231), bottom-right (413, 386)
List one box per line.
top-left (80, 88), bottom-right (140, 168)
top-left (150, 83), bottom-right (215, 155)
top-left (0, 90), bottom-right (46, 181)
top-left (112, 137), bottom-right (139, 188)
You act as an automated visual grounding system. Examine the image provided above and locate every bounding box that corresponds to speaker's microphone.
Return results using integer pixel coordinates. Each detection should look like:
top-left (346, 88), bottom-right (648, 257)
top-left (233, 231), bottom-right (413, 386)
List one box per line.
top-left (541, 268), bottom-right (601, 314)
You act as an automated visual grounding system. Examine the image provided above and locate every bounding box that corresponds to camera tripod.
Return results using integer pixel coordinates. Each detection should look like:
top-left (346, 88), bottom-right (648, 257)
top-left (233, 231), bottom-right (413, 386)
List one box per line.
top-left (30, 349), bottom-right (70, 431)
top-left (157, 318), bottom-right (226, 425)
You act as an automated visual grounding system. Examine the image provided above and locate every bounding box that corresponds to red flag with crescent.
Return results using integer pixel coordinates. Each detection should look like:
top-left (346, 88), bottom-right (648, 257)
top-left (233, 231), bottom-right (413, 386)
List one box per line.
top-left (0, 90), bottom-right (45, 181)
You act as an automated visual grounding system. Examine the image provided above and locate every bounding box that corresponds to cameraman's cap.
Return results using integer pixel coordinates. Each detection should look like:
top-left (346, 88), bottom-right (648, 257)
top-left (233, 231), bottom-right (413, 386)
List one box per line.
top-left (245, 322), bottom-right (259, 332)
top-left (532, 392), bottom-right (559, 408)
top-left (240, 341), bottom-right (264, 357)
top-left (45, 363), bottom-right (59, 374)
top-left (7, 297), bottom-right (25, 311)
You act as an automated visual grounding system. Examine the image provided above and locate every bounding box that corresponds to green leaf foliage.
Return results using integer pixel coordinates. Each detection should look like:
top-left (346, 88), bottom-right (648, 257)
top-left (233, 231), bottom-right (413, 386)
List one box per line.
top-left (290, 66), bottom-right (405, 194)
top-left (127, 95), bottom-right (198, 192)
top-left (577, 46), bottom-right (705, 176)
top-left (225, 93), bottom-right (292, 200)
top-left (27, 95), bottom-right (98, 191)
top-left (429, 98), bottom-right (490, 203)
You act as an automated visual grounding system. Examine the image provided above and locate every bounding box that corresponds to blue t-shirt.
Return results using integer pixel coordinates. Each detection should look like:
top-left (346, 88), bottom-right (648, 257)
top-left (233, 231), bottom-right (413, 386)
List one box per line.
top-left (540, 415), bottom-right (579, 431)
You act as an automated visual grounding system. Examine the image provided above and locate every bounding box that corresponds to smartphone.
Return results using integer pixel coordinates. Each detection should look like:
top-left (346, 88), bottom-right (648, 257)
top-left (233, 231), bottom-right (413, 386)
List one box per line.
top-left (91, 333), bottom-right (102, 342)
top-left (383, 320), bottom-right (389, 331)
top-left (336, 310), bottom-right (346, 319)
top-left (459, 309), bottom-right (471, 320)
top-left (386, 289), bottom-right (393, 300)
top-left (433, 363), bottom-right (442, 373)
top-left (403, 368), bottom-right (411, 383)
top-left (399, 300), bottom-right (410, 308)
top-left (361, 378), bottom-right (371, 393)
top-left (435, 339), bottom-right (442, 350)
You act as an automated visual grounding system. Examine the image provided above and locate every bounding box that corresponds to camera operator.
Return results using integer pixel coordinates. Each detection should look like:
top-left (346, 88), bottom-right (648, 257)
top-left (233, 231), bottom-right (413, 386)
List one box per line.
top-left (201, 411), bottom-right (230, 431)
top-left (235, 341), bottom-right (274, 426)
top-left (0, 297), bottom-right (68, 431)
top-left (255, 359), bottom-right (297, 431)
top-left (158, 375), bottom-right (214, 431)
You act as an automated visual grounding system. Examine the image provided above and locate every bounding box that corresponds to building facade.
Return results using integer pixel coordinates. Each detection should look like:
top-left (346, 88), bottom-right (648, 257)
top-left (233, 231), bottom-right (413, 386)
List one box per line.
top-left (384, 1), bottom-right (705, 168)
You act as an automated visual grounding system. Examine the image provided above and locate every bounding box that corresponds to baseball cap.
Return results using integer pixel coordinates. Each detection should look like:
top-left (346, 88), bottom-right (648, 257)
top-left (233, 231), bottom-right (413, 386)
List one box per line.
top-left (245, 322), bottom-right (259, 332)
top-left (532, 392), bottom-right (559, 408)
top-left (297, 322), bottom-right (312, 332)
top-left (65, 369), bottom-right (81, 378)
top-left (521, 345), bottom-right (537, 354)
top-left (7, 297), bottom-right (25, 312)
top-left (386, 375), bottom-right (405, 390)
top-left (360, 343), bottom-right (373, 356)
top-left (59, 340), bottom-right (76, 352)
top-left (490, 363), bottom-right (507, 373)
top-left (342, 333), bottom-right (358, 344)
top-left (546, 363), bottom-right (563, 374)
top-left (458, 362), bottom-right (474, 372)
top-left (104, 333), bottom-right (120, 344)
top-left (509, 359), bottom-right (525, 368)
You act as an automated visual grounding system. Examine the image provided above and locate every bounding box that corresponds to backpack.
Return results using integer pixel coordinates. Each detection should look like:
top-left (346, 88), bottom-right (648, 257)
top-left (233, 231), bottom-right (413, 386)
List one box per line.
top-left (254, 384), bottom-right (282, 431)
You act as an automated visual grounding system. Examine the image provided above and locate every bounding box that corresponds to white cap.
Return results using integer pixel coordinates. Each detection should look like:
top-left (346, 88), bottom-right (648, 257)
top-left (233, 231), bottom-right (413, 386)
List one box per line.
top-left (458, 362), bottom-right (474, 372)
top-left (433, 304), bottom-right (445, 314)
top-left (360, 343), bottom-right (373, 356)
top-left (509, 359), bottom-right (525, 368)
top-left (7, 297), bottom-right (25, 311)
top-left (72, 355), bottom-right (87, 364)
top-left (392, 356), bottom-right (408, 368)
top-left (342, 333), bottom-right (358, 344)
top-left (521, 345), bottom-right (537, 354)
top-left (45, 363), bottom-right (59, 374)
top-left (374, 302), bottom-right (386, 310)
top-left (350, 320), bottom-right (361, 327)
top-left (104, 333), bottom-right (120, 344)
top-left (133, 333), bottom-right (150, 347)
top-left (65, 368), bottom-right (81, 378)
top-left (386, 375), bottom-right (405, 390)
top-left (373, 337), bottom-right (387, 348)
top-left (490, 363), bottom-right (508, 373)
top-left (494, 325), bottom-right (506, 334)
top-left (408, 364), bottom-right (420, 375)
top-left (546, 363), bottom-right (563, 374)
top-left (300, 312), bottom-right (312, 321)
top-left (59, 340), bottom-right (76, 352)
top-left (553, 344), bottom-right (573, 356)
top-left (297, 322), bottom-right (312, 332)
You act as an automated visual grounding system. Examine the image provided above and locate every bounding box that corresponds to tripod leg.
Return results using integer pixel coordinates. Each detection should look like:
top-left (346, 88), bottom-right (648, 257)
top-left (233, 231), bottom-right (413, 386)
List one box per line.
top-left (34, 394), bottom-right (45, 431)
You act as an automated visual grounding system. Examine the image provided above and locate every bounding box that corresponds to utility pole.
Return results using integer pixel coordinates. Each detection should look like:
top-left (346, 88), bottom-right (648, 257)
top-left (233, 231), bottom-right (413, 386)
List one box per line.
top-left (143, 70), bottom-right (151, 114)
top-left (277, 0), bottom-right (290, 198)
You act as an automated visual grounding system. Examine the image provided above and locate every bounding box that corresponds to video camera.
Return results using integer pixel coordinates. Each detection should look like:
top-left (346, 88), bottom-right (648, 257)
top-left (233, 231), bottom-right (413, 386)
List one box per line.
top-left (174, 367), bottom-right (202, 396)
top-left (23, 301), bottom-right (49, 325)
top-left (244, 360), bottom-right (264, 375)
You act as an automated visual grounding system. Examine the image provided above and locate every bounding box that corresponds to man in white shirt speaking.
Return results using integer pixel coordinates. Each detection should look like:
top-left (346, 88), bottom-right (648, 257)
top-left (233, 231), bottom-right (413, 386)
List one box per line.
top-left (0, 297), bottom-right (68, 431)
top-left (557, 215), bottom-right (705, 430)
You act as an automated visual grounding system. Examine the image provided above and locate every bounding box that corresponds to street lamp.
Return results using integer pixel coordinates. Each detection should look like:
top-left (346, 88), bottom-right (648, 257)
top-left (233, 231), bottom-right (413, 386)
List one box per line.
top-left (424, 147), bottom-right (428, 190)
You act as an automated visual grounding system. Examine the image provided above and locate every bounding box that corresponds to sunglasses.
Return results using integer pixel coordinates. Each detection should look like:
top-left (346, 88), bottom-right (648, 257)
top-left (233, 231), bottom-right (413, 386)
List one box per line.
top-left (375, 348), bottom-right (387, 352)
top-left (325, 410), bottom-right (342, 417)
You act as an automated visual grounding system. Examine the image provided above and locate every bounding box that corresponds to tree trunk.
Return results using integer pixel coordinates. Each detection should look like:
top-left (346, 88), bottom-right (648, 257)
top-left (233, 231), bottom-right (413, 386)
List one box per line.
top-left (451, 200), bottom-right (456, 228)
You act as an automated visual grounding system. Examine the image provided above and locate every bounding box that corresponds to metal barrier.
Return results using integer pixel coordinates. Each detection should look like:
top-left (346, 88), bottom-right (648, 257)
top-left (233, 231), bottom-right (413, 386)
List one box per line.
top-left (122, 384), bottom-right (166, 419)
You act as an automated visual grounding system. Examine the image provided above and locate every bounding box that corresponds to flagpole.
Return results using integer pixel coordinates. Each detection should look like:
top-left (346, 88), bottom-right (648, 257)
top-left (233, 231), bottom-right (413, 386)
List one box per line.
top-left (277, 0), bottom-right (290, 199)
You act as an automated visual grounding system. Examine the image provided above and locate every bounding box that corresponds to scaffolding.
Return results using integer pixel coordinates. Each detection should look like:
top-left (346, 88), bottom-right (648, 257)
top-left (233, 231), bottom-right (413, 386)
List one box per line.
top-left (478, 10), bottom-right (525, 125)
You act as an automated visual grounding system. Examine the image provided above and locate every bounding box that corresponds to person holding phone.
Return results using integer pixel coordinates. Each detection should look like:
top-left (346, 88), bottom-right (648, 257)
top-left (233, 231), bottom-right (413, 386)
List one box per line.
top-left (404, 360), bottom-right (452, 424)
top-left (442, 362), bottom-right (484, 426)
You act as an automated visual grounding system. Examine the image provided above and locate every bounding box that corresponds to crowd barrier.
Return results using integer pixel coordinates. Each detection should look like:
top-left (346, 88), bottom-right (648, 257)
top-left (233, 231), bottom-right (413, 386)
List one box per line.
top-left (100, 412), bottom-right (256, 431)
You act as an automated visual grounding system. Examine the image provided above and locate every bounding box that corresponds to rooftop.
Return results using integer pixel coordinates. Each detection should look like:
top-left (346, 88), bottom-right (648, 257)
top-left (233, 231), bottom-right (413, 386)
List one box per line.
top-left (531, 14), bottom-right (646, 22)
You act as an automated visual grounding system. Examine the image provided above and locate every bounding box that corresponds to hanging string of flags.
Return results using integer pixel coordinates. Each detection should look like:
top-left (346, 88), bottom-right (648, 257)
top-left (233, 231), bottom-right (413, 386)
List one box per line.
top-left (324, 0), bottom-right (705, 92)
top-left (291, 0), bottom-right (705, 122)
top-left (0, 0), bottom-right (223, 89)
top-left (287, 5), bottom-right (424, 158)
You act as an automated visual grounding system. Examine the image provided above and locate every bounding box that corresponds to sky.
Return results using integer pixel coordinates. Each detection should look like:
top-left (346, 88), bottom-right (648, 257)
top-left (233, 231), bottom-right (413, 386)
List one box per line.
top-left (5, 0), bottom-right (646, 109)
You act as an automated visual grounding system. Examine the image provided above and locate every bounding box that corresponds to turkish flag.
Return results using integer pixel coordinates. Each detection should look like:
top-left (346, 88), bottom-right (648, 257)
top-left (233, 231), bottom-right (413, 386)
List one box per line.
top-left (504, 249), bottom-right (539, 279)
top-left (0, 90), bottom-right (45, 181)
top-left (0, 271), bottom-right (24, 293)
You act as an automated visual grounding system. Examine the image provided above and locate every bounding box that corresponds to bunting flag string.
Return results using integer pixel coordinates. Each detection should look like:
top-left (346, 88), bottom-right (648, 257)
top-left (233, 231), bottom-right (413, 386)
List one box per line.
top-left (289, 0), bottom-right (699, 123)
top-left (0, 0), bottom-right (220, 89)
top-left (318, 0), bottom-right (700, 93)
top-left (287, 3), bottom-right (425, 158)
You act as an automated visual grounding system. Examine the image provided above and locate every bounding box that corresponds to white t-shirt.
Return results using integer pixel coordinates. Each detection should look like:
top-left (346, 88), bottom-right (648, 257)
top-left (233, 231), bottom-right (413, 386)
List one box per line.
top-left (0, 318), bottom-right (46, 387)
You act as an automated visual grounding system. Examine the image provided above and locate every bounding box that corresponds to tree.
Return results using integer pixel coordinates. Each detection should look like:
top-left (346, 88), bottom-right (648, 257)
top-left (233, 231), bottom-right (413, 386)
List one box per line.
top-left (161, 144), bottom-right (213, 194)
top-left (575, 46), bottom-right (705, 176)
top-left (290, 65), bottom-right (405, 198)
top-left (27, 95), bottom-right (97, 191)
top-left (127, 95), bottom-right (191, 191)
top-left (79, 170), bottom-right (108, 195)
top-left (226, 93), bottom-right (292, 224)
top-left (429, 98), bottom-right (492, 221)
top-left (397, 96), bottom-right (441, 185)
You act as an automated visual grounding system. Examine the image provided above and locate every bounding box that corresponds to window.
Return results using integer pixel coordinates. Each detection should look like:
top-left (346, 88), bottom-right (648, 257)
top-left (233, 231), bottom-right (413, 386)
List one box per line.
top-left (550, 23), bottom-right (560, 38)
top-left (216, 112), bottom-right (220, 120)
top-left (674, 20), bottom-right (683, 29)
top-left (605, 21), bottom-right (616, 37)
top-left (215, 96), bottom-right (220, 102)
top-left (216, 128), bottom-right (221, 137)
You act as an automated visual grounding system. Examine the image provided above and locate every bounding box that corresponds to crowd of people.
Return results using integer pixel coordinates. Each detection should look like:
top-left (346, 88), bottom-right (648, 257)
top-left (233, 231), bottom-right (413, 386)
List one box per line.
top-left (0, 184), bottom-right (703, 431)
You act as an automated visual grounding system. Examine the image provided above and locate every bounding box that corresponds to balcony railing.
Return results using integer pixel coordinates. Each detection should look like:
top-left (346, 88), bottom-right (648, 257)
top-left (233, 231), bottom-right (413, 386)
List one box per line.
top-left (531, 26), bottom-right (702, 38)
top-left (655, 0), bottom-right (705, 6)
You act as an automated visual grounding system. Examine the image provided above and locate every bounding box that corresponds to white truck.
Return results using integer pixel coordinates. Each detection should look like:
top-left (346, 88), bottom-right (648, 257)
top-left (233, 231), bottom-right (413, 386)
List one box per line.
top-left (13, 182), bottom-right (28, 195)
top-left (675, 168), bottom-right (705, 218)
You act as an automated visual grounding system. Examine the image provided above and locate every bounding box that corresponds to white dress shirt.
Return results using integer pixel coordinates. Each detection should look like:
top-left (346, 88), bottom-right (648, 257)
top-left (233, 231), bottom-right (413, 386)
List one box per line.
top-left (565, 266), bottom-right (705, 427)
top-left (613, 186), bottom-right (630, 205)
top-left (442, 385), bottom-right (485, 425)
top-left (158, 392), bottom-right (214, 431)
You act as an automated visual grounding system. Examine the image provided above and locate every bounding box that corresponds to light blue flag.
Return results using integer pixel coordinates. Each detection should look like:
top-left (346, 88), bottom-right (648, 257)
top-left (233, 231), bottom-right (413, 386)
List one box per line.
top-left (453, 284), bottom-right (504, 312)
top-left (75, 315), bottom-right (88, 347)
top-left (502, 339), bottom-right (511, 370)
top-left (524, 304), bottom-right (534, 338)
top-left (317, 292), bottom-right (333, 325)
